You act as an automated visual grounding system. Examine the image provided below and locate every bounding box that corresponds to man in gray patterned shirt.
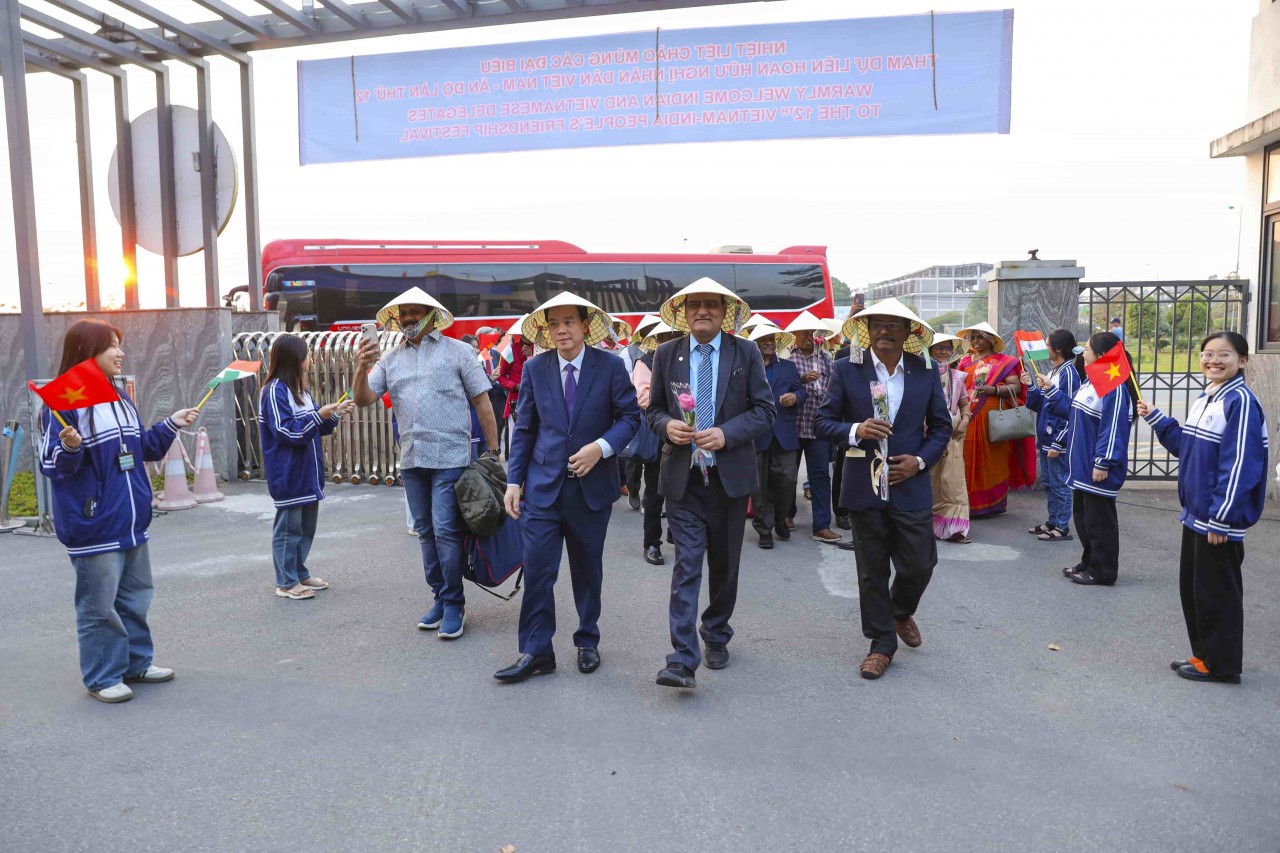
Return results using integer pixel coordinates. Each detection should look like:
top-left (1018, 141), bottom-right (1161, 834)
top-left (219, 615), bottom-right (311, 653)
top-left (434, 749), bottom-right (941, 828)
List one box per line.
top-left (354, 287), bottom-right (499, 640)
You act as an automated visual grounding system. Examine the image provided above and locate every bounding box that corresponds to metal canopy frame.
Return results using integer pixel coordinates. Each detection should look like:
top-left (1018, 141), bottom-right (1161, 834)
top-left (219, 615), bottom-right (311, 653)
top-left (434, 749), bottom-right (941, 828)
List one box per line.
top-left (3, 0), bottom-right (764, 386)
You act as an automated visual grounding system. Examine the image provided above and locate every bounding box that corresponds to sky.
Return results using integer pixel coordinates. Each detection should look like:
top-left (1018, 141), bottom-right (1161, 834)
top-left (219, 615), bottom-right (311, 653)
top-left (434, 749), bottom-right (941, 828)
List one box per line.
top-left (0, 0), bottom-right (1260, 312)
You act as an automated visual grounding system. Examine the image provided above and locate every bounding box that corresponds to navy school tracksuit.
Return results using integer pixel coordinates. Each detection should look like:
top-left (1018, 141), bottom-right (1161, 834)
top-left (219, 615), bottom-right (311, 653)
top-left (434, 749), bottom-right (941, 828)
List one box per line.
top-left (1145, 374), bottom-right (1269, 676)
top-left (259, 379), bottom-right (340, 588)
top-left (39, 393), bottom-right (180, 691)
top-left (1026, 362), bottom-right (1081, 533)
top-left (1044, 378), bottom-right (1133, 584)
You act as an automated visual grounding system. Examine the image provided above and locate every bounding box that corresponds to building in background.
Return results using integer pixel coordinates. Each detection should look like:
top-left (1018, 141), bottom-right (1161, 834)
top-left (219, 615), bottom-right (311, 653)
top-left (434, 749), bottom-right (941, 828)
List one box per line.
top-left (1210, 0), bottom-right (1280, 498)
top-left (865, 263), bottom-right (993, 331)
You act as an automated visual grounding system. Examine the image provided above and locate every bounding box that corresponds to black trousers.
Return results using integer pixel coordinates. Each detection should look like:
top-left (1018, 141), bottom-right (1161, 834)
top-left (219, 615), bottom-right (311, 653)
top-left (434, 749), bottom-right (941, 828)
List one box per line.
top-left (832, 444), bottom-right (847, 516)
top-left (641, 456), bottom-right (664, 548)
top-left (666, 467), bottom-right (748, 670)
top-left (1180, 525), bottom-right (1245, 676)
top-left (625, 458), bottom-right (643, 495)
top-left (1072, 490), bottom-right (1119, 585)
top-left (752, 440), bottom-right (797, 535)
top-left (848, 506), bottom-right (936, 657)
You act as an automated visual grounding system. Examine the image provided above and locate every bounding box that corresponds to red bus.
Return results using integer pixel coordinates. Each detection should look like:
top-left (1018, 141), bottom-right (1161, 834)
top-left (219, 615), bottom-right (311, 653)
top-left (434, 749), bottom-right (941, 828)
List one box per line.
top-left (261, 239), bottom-right (833, 337)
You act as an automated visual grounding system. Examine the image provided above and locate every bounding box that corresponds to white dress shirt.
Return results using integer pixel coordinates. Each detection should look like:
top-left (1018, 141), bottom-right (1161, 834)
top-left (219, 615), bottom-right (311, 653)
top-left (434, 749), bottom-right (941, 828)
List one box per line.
top-left (557, 348), bottom-right (613, 458)
top-left (848, 349), bottom-right (905, 444)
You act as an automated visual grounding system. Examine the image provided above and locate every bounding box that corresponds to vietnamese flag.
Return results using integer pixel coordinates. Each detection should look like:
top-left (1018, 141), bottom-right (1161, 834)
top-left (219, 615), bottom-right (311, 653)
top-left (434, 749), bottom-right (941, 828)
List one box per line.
top-left (1085, 341), bottom-right (1132, 398)
top-left (28, 358), bottom-right (119, 411)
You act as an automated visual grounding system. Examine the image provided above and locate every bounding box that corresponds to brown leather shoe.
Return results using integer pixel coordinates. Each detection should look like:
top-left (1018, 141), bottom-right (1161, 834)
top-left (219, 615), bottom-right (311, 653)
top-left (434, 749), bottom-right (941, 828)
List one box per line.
top-left (860, 652), bottom-right (892, 680)
top-left (895, 616), bottom-right (922, 648)
top-left (812, 529), bottom-right (844, 543)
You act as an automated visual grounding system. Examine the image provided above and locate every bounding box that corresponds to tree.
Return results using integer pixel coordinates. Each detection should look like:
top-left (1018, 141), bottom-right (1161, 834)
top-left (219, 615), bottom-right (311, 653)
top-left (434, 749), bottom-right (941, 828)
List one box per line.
top-left (963, 288), bottom-right (989, 326)
top-left (1123, 297), bottom-right (1161, 342)
top-left (830, 276), bottom-right (851, 304)
top-left (1169, 294), bottom-right (1211, 345)
top-left (926, 309), bottom-right (964, 330)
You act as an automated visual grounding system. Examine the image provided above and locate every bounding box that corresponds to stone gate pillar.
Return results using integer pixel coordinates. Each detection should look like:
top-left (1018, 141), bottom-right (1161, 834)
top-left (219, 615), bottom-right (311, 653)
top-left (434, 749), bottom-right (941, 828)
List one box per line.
top-left (985, 254), bottom-right (1085, 354)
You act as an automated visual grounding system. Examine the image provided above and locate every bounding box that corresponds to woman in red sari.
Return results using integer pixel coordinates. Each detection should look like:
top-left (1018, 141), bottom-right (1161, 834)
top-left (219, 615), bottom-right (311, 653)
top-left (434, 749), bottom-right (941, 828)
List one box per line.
top-left (957, 323), bottom-right (1037, 517)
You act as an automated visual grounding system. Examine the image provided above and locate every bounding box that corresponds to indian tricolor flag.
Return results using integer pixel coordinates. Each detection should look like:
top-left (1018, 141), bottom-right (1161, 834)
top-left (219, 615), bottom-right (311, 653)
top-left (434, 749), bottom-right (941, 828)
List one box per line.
top-left (195, 360), bottom-right (261, 409)
top-left (1014, 331), bottom-right (1053, 375)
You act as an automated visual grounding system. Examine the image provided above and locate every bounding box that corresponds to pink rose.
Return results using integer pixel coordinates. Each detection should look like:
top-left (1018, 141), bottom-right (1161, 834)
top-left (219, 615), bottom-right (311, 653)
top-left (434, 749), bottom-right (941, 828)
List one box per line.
top-left (678, 392), bottom-right (696, 412)
top-left (869, 382), bottom-right (887, 400)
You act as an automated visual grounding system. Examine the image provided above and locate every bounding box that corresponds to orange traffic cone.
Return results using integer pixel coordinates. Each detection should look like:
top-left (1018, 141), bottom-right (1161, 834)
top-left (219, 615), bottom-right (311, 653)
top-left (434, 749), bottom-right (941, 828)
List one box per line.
top-left (155, 438), bottom-right (197, 511)
top-left (191, 427), bottom-right (224, 503)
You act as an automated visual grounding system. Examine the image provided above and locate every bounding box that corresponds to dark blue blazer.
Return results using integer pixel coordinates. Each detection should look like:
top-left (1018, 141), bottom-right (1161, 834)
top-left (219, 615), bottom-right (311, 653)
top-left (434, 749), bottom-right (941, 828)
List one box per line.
top-left (814, 351), bottom-right (952, 512)
top-left (755, 357), bottom-right (806, 453)
top-left (647, 334), bottom-right (775, 502)
top-left (507, 346), bottom-right (641, 513)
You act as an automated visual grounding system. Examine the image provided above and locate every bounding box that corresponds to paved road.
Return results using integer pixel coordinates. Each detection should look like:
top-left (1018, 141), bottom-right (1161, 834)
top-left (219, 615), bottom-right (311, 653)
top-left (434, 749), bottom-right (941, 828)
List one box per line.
top-left (2, 483), bottom-right (1278, 852)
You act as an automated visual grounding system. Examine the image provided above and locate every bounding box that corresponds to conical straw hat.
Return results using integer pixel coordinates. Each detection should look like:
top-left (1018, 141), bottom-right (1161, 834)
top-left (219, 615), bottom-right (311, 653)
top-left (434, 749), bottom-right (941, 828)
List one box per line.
top-left (842, 297), bottom-right (935, 355)
top-left (633, 314), bottom-right (663, 338)
top-left (660, 277), bottom-right (751, 336)
top-left (375, 286), bottom-right (454, 332)
top-left (783, 310), bottom-right (831, 335)
top-left (821, 317), bottom-right (845, 340)
top-left (610, 316), bottom-right (633, 341)
top-left (520, 292), bottom-right (612, 350)
top-left (639, 321), bottom-right (682, 353)
top-left (955, 322), bottom-right (1006, 353)
top-left (506, 314), bottom-right (529, 337)
top-left (747, 322), bottom-right (795, 351)
top-left (928, 332), bottom-right (970, 365)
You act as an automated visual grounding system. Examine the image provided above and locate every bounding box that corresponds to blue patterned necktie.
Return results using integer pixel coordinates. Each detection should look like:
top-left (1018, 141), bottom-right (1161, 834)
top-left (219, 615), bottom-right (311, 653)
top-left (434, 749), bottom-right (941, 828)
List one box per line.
top-left (563, 364), bottom-right (577, 421)
top-left (694, 343), bottom-right (715, 466)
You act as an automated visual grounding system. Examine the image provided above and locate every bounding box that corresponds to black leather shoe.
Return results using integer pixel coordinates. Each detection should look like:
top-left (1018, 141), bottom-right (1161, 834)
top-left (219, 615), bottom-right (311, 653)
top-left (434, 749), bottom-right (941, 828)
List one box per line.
top-left (1068, 570), bottom-right (1101, 585)
top-left (1176, 664), bottom-right (1240, 684)
top-left (494, 653), bottom-right (556, 682)
top-left (628, 493), bottom-right (641, 511)
top-left (705, 642), bottom-right (729, 669)
top-left (774, 524), bottom-right (790, 542)
top-left (837, 540), bottom-right (858, 552)
top-left (577, 647), bottom-right (600, 673)
top-left (1171, 659), bottom-right (1193, 671)
top-left (656, 662), bottom-right (696, 689)
top-left (758, 532), bottom-right (774, 549)
top-left (836, 514), bottom-right (851, 530)
top-left (644, 545), bottom-right (665, 566)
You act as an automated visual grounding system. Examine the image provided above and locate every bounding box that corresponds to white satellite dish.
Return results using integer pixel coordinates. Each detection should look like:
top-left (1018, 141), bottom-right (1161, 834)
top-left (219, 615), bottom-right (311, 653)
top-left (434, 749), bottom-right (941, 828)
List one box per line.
top-left (108, 105), bottom-right (238, 257)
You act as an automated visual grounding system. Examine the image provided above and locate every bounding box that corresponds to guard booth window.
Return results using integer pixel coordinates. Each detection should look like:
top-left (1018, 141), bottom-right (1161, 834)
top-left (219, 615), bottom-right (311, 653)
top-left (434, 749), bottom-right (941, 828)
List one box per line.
top-left (1262, 143), bottom-right (1280, 348)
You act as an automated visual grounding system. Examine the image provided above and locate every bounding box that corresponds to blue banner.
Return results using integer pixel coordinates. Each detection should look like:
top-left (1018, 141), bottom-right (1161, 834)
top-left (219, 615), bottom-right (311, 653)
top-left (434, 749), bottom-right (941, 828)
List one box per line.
top-left (298, 11), bottom-right (1013, 164)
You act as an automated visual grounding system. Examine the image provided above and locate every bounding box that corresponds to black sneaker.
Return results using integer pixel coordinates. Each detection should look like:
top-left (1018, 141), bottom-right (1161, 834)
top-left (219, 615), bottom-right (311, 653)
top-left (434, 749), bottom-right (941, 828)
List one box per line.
top-left (705, 642), bottom-right (729, 669)
top-left (656, 662), bottom-right (696, 689)
top-left (628, 492), bottom-right (641, 511)
top-left (758, 532), bottom-right (774, 549)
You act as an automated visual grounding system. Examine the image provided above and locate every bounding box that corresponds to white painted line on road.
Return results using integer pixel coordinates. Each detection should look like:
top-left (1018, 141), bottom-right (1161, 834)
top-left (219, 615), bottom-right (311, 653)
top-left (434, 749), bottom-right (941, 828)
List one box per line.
top-left (815, 544), bottom-right (859, 600)
top-left (939, 542), bottom-right (1020, 562)
top-left (204, 494), bottom-right (277, 520)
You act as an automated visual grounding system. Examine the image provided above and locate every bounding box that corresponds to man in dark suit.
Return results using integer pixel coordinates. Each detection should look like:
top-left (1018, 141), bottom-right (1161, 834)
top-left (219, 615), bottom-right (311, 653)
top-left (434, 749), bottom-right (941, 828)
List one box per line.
top-left (496, 293), bottom-right (641, 682)
top-left (647, 279), bottom-right (775, 689)
top-left (748, 324), bottom-right (806, 549)
top-left (815, 298), bottom-right (952, 680)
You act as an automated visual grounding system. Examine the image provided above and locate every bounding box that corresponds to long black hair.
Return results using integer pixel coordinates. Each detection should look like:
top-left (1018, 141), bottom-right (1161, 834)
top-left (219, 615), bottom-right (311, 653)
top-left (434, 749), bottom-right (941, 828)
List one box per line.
top-left (266, 334), bottom-right (310, 405)
top-left (1047, 328), bottom-right (1077, 362)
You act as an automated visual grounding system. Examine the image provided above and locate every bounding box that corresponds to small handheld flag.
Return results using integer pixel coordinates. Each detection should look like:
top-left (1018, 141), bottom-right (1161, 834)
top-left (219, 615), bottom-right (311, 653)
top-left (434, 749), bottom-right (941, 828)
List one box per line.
top-left (1014, 331), bottom-right (1051, 376)
top-left (195, 359), bottom-right (261, 409)
top-left (1084, 341), bottom-right (1134, 399)
top-left (28, 358), bottom-right (120, 428)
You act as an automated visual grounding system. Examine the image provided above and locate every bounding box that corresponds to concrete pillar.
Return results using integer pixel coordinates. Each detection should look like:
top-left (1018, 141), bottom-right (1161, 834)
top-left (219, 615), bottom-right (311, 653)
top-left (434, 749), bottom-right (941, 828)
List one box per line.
top-left (985, 255), bottom-right (1086, 355)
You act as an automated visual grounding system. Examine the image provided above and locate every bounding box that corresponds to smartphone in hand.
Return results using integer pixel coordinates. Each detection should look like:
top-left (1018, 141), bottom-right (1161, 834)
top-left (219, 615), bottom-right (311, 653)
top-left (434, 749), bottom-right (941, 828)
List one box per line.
top-left (360, 322), bottom-right (378, 349)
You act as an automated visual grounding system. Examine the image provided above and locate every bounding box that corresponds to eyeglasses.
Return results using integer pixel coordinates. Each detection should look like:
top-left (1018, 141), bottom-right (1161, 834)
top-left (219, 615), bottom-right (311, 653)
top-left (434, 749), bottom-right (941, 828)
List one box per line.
top-left (867, 320), bottom-right (908, 332)
top-left (1199, 351), bottom-right (1238, 363)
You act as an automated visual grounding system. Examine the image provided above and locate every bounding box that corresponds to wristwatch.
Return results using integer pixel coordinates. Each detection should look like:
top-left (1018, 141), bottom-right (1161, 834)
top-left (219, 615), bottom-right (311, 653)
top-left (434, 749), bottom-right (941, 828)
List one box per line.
top-left (915, 456), bottom-right (926, 471)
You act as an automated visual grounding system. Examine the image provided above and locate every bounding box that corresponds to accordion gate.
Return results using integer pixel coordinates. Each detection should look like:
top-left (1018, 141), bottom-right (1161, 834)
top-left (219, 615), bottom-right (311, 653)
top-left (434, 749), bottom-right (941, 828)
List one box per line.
top-left (232, 331), bottom-right (404, 485)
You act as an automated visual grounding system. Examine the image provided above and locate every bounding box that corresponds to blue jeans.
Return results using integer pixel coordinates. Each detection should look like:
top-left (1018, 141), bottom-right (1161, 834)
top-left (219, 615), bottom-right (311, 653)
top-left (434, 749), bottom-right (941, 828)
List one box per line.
top-left (1040, 449), bottom-right (1072, 531)
top-left (272, 502), bottom-right (318, 588)
top-left (403, 466), bottom-right (466, 607)
top-left (71, 544), bottom-right (155, 691)
top-left (798, 437), bottom-right (832, 532)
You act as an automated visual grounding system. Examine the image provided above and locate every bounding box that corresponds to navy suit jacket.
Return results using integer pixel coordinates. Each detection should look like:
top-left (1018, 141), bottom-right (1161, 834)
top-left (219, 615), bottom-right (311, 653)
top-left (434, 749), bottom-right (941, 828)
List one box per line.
top-left (754, 357), bottom-right (806, 453)
top-left (814, 350), bottom-right (952, 512)
top-left (647, 333), bottom-right (775, 502)
top-left (507, 347), bottom-right (641, 513)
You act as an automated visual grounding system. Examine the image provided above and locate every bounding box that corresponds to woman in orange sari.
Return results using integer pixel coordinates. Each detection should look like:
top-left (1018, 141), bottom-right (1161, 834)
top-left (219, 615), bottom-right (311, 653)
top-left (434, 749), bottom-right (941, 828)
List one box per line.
top-left (957, 323), bottom-right (1037, 517)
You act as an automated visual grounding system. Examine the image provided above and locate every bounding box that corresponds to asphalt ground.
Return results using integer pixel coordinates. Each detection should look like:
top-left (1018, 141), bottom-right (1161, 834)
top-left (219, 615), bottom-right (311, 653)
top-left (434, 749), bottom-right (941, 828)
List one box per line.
top-left (2, 481), bottom-right (1278, 852)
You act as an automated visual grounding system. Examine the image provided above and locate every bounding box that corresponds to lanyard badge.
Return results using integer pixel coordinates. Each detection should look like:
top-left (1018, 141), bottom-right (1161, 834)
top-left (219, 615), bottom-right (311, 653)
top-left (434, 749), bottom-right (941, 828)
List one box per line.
top-left (117, 447), bottom-right (136, 472)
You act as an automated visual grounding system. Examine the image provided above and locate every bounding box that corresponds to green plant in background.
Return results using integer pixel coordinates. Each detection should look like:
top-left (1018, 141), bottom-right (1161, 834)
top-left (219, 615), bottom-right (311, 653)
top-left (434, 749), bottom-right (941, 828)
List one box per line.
top-left (964, 288), bottom-right (989, 326)
top-left (6, 471), bottom-right (37, 516)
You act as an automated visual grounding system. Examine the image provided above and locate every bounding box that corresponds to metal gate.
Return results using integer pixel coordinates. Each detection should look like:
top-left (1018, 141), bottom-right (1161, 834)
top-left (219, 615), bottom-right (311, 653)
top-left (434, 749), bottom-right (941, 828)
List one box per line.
top-left (232, 331), bottom-right (404, 485)
top-left (1076, 279), bottom-right (1248, 480)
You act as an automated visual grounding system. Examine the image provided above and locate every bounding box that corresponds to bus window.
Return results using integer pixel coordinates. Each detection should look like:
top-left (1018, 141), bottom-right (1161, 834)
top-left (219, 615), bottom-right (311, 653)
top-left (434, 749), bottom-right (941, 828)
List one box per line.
top-left (543, 264), bottom-right (650, 315)
top-left (732, 263), bottom-right (826, 310)
top-left (434, 264), bottom-right (547, 318)
top-left (311, 264), bottom-right (437, 323)
top-left (642, 263), bottom-right (735, 308)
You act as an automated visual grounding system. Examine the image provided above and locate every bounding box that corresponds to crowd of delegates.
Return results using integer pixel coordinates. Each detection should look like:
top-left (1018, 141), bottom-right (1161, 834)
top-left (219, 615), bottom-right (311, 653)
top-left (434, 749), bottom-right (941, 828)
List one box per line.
top-left (35, 286), bottom-right (1270, 701)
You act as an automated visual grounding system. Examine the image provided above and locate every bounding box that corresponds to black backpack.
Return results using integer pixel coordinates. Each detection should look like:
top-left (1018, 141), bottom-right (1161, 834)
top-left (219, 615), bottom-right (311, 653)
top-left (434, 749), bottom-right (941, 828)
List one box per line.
top-left (453, 454), bottom-right (508, 537)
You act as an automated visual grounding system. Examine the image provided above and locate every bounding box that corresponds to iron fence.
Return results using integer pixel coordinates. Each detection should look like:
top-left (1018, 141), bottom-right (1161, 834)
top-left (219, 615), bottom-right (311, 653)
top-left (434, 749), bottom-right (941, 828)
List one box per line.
top-left (1077, 279), bottom-right (1247, 480)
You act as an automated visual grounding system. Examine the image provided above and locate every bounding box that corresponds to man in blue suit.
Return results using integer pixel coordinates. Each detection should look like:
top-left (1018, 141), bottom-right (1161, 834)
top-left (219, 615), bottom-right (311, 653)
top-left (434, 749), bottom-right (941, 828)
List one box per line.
top-left (815, 298), bottom-right (952, 680)
top-left (749, 324), bottom-right (806, 549)
top-left (497, 293), bottom-right (641, 682)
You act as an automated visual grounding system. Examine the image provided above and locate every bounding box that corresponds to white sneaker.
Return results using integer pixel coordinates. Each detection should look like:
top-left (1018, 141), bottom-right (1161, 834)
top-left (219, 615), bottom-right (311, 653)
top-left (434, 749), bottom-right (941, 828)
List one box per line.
top-left (89, 683), bottom-right (134, 703)
top-left (125, 665), bottom-right (175, 684)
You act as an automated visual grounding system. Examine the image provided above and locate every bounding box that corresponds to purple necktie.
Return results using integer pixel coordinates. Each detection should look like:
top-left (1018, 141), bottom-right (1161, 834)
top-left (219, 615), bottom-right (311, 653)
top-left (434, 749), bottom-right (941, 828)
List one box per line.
top-left (564, 364), bottom-right (577, 421)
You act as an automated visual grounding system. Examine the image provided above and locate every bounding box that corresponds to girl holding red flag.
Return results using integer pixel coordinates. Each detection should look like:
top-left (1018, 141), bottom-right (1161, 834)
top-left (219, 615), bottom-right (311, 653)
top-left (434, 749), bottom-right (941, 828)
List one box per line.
top-left (37, 319), bottom-right (200, 703)
top-left (1138, 331), bottom-right (1268, 684)
top-left (1038, 331), bottom-right (1138, 586)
